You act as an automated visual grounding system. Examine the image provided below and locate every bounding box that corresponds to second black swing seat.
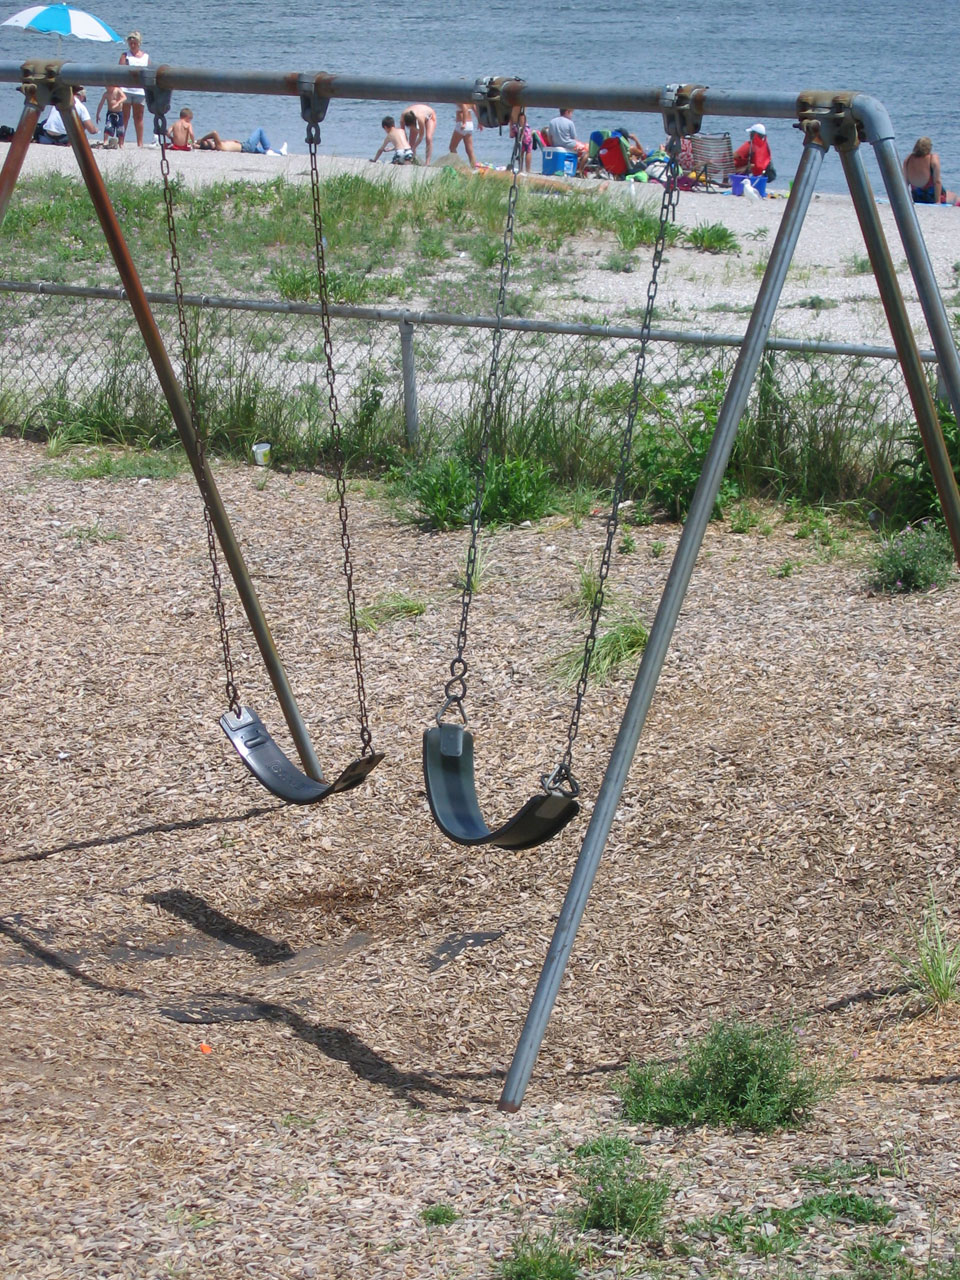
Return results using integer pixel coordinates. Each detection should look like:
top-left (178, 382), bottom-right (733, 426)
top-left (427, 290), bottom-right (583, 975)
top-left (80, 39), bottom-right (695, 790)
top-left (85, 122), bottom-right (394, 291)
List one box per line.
top-left (222, 707), bottom-right (383, 805)
top-left (423, 723), bottom-right (579, 850)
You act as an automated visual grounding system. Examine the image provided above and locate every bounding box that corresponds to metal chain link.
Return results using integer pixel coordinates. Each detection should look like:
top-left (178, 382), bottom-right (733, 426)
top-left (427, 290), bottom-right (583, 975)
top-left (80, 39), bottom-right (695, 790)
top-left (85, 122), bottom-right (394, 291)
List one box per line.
top-left (155, 112), bottom-right (240, 717)
top-left (306, 121), bottom-right (374, 756)
top-left (439, 116), bottom-right (526, 723)
top-left (544, 136), bottom-right (683, 798)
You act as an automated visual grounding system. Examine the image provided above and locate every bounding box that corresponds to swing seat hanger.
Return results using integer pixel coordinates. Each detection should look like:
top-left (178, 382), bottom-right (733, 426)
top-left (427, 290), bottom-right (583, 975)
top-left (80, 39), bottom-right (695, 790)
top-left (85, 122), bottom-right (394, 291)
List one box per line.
top-left (423, 721), bottom-right (579, 851)
top-left (222, 707), bottom-right (383, 806)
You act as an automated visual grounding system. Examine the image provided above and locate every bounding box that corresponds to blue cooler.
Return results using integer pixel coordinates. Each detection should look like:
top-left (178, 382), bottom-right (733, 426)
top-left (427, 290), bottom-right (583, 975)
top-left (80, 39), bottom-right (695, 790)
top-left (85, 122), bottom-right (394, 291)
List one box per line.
top-left (541, 148), bottom-right (577, 177)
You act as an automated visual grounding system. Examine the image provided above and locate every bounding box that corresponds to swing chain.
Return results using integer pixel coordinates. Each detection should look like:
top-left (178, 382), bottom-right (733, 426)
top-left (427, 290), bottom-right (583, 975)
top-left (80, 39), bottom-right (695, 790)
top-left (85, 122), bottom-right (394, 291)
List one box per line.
top-left (440, 115), bottom-right (526, 722)
top-left (155, 111), bottom-right (241, 717)
top-left (306, 126), bottom-right (374, 756)
top-left (543, 135), bottom-right (683, 799)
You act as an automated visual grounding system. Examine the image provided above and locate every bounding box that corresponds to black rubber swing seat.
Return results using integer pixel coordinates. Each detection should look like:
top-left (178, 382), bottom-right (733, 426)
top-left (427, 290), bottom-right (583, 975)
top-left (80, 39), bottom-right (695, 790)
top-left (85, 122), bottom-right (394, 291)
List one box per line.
top-left (423, 723), bottom-right (580, 850)
top-left (221, 707), bottom-right (383, 805)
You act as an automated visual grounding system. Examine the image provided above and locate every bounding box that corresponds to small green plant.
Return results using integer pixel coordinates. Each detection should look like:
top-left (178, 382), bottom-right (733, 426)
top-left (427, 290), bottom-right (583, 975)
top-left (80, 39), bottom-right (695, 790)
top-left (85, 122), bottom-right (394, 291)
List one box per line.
top-left (618, 1018), bottom-right (832, 1132)
top-left (793, 1159), bottom-right (890, 1186)
top-left (891, 881), bottom-right (960, 1006)
top-left (649, 540), bottom-right (665, 558)
top-left (63, 523), bottom-right (125, 543)
top-left (789, 502), bottom-right (837, 548)
top-left (617, 529), bottom-right (636, 554)
top-left (685, 221), bottom-right (741, 254)
top-left (570, 1135), bottom-right (670, 1239)
top-left (867, 521), bottom-right (956, 594)
top-left (603, 249), bottom-right (636, 273)
top-left (775, 559), bottom-right (795, 578)
top-left (553, 609), bottom-right (649, 686)
top-left (567, 556), bottom-right (601, 613)
top-left (454, 537), bottom-right (491, 592)
top-left (497, 1232), bottom-right (579, 1280)
top-left (356, 592), bottom-right (426, 633)
top-left (420, 1202), bottom-right (458, 1226)
top-left (847, 252), bottom-right (874, 275)
top-left (728, 503), bottom-right (761, 534)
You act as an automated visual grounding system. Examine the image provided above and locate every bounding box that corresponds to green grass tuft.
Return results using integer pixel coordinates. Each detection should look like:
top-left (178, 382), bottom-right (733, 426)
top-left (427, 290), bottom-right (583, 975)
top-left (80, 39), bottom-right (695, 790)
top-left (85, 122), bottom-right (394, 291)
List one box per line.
top-left (570, 1134), bottom-right (670, 1238)
top-left (419, 1202), bottom-right (457, 1226)
top-left (356, 592), bottom-right (426, 633)
top-left (553, 609), bottom-right (648, 687)
top-left (891, 881), bottom-right (960, 1007)
top-left (496, 1232), bottom-right (579, 1280)
top-left (618, 1018), bottom-right (832, 1132)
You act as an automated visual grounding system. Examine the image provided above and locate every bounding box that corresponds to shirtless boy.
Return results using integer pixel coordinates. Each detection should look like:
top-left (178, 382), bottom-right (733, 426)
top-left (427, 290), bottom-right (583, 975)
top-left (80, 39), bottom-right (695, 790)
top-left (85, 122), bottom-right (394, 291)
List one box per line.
top-left (401, 104), bottom-right (437, 165)
top-left (167, 108), bottom-right (195, 150)
top-left (96, 83), bottom-right (126, 148)
top-left (371, 116), bottom-right (413, 164)
top-left (449, 101), bottom-right (481, 169)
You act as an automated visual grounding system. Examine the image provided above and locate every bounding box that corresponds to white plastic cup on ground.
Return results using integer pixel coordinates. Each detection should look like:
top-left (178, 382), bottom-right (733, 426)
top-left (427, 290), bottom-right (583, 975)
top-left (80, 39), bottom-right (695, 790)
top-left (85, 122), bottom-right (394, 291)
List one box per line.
top-left (252, 442), bottom-right (272, 466)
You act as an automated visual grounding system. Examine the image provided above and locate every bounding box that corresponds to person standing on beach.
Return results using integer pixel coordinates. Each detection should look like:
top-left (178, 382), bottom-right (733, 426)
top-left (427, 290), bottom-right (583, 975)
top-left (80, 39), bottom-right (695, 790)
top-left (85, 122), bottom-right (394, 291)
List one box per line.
top-left (903, 137), bottom-right (960, 205)
top-left (449, 101), bottom-right (482, 168)
top-left (401, 104), bottom-right (436, 165)
top-left (733, 123), bottom-right (772, 177)
top-left (96, 83), bottom-right (126, 149)
top-left (119, 31), bottom-right (149, 148)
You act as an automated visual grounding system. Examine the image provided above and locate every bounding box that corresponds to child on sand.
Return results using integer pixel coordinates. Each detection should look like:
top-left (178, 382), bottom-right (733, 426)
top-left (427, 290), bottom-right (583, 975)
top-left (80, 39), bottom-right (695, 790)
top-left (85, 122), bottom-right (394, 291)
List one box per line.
top-left (371, 116), bottom-right (413, 164)
top-left (167, 108), bottom-right (195, 151)
top-left (96, 83), bottom-right (126, 149)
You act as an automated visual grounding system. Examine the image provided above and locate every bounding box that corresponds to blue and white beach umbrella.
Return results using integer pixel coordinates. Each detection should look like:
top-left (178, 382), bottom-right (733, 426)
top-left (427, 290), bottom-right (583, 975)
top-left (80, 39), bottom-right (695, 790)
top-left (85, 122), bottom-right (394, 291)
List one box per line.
top-left (1, 2), bottom-right (122, 43)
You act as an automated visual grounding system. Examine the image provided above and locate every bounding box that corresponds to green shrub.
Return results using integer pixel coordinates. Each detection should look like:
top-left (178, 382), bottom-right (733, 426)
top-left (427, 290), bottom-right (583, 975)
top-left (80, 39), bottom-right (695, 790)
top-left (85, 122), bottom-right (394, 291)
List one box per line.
top-left (866, 520), bottom-right (956, 593)
top-left (618, 1019), bottom-right (831, 1132)
top-left (570, 1135), bottom-right (670, 1238)
top-left (883, 405), bottom-right (960, 526)
top-left (685, 222), bottom-right (741, 254)
top-left (399, 454), bottom-right (555, 529)
top-left (497, 1233), bottom-right (579, 1280)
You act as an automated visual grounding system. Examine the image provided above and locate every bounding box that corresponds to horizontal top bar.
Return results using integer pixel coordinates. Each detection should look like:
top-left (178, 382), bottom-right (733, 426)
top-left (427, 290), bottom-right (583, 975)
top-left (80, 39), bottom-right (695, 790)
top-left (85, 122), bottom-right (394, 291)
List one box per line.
top-left (0, 61), bottom-right (894, 134)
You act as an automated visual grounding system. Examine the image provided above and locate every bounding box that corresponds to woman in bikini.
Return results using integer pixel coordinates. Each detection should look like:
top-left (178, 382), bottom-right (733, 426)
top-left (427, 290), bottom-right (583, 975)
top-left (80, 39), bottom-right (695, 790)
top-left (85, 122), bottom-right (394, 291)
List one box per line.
top-left (449, 102), bottom-right (481, 169)
top-left (119, 31), bottom-right (149, 147)
top-left (903, 137), bottom-right (960, 206)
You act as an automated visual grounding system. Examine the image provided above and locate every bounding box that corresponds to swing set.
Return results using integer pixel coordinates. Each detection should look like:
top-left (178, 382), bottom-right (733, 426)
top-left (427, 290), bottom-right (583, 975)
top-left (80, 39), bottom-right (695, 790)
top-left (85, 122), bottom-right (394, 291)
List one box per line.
top-left (2, 64), bottom-right (959, 1111)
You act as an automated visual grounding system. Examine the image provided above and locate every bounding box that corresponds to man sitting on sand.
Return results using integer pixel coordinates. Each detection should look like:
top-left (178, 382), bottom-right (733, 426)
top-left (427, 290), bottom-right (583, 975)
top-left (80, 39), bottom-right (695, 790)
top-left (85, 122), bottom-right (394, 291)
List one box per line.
top-left (197, 128), bottom-right (287, 156)
top-left (401, 104), bottom-right (436, 165)
top-left (371, 116), bottom-right (413, 164)
top-left (166, 108), bottom-right (195, 151)
top-left (903, 136), bottom-right (960, 205)
top-left (546, 108), bottom-right (588, 175)
top-left (733, 123), bottom-right (772, 177)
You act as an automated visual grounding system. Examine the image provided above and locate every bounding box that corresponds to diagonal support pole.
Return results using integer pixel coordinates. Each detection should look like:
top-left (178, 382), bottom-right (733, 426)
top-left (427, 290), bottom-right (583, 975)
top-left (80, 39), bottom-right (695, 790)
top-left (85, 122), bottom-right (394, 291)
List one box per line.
top-left (497, 139), bottom-right (827, 1113)
top-left (0, 100), bottom-right (40, 226)
top-left (61, 104), bottom-right (325, 782)
top-left (840, 145), bottom-right (960, 566)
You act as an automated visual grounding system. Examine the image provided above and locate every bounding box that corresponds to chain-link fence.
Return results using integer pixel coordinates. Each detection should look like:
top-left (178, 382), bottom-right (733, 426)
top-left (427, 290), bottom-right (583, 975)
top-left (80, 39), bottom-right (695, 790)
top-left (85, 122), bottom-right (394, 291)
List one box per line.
top-left (0, 279), bottom-right (930, 483)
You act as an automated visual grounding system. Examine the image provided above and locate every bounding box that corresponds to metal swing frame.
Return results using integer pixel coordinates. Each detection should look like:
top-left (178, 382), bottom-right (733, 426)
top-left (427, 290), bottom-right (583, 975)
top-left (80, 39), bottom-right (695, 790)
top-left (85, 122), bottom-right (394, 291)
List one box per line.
top-left (3, 65), bottom-right (960, 1110)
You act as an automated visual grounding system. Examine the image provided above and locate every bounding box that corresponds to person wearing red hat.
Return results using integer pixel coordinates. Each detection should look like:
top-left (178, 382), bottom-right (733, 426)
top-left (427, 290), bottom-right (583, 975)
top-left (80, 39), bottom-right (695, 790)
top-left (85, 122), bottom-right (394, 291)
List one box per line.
top-left (733, 123), bottom-right (772, 177)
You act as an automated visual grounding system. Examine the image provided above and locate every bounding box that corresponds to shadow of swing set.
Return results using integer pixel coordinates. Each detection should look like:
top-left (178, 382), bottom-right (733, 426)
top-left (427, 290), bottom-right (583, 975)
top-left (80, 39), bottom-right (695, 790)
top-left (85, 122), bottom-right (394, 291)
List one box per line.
top-left (2, 65), bottom-right (960, 1111)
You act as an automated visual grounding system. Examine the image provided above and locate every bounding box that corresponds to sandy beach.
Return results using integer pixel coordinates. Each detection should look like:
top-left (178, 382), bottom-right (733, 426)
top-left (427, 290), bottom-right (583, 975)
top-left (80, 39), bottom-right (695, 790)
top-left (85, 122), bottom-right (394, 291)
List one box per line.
top-left (7, 140), bottom-right (960, 353)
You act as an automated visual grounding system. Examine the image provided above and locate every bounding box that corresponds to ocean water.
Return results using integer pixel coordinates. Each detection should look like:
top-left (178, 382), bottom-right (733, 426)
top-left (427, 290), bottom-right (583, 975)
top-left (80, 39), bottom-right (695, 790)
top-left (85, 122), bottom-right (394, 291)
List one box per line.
top-left (1, 0), bottom-right (957, 197)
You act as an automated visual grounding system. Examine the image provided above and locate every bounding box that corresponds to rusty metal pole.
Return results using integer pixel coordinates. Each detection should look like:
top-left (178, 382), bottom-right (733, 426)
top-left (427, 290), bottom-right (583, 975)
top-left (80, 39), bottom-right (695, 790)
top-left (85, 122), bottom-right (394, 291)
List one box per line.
top-left (840, 145), bottom-right (960, 567)
top-left (61, 102), bottom-right (325, 782)
top-left (0, 99), bottom-right (40, 225)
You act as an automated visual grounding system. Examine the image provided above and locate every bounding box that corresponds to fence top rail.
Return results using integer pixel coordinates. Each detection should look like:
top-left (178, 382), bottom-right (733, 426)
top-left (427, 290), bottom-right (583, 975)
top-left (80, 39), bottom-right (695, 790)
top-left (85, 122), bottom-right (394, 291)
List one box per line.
top-left (0, 62), bottom-right (896, 137)
top-left (0, 277), bottom-right (930, 364)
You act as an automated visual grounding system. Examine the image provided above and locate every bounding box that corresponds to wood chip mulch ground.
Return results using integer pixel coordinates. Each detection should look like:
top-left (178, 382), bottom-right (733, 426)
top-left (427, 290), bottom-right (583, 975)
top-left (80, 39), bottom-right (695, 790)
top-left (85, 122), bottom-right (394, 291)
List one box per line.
top-left (1, 436), bottom-right (958, 1279)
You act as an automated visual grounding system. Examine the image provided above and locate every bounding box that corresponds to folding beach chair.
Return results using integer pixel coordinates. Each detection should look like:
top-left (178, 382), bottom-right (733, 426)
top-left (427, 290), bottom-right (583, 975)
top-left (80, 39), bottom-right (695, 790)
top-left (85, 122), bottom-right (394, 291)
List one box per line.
top-left (689, 132), bottom-right (735, 190)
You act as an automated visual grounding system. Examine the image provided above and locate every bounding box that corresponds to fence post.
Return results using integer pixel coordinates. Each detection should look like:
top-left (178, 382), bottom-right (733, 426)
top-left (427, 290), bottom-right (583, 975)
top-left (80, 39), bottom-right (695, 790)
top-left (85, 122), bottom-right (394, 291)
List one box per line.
top-left (400, 316), bottom-right (419, 448)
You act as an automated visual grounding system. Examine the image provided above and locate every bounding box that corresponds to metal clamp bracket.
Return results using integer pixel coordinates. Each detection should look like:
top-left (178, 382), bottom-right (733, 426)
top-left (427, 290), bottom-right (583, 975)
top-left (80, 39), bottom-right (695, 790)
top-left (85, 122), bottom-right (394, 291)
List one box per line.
top-left (300, 74), bottom-right (330, 131)
top-left (473, 76), bottom-right (524, 129)
top-left (794, 90), bottom-right (861, 153)
top-left (661, 83), bottom-right (705, 140)
top-left (144, 67), bottom-right (172, 120)
top-left (19, 58), bottom-right (67, 111)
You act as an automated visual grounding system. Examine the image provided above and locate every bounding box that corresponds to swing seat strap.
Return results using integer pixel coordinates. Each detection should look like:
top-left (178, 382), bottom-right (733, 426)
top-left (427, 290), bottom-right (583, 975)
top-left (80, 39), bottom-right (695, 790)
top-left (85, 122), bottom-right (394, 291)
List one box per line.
top-left (423, 724), bottom-right (579, 850)
top-left (222, 707), bottom-right (383, 806)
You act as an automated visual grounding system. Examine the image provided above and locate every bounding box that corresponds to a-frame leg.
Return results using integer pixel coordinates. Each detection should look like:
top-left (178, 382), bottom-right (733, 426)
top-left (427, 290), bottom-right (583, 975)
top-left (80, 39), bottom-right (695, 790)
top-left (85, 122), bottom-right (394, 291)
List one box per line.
top-left (498, 138), bottom-right (828, 1113)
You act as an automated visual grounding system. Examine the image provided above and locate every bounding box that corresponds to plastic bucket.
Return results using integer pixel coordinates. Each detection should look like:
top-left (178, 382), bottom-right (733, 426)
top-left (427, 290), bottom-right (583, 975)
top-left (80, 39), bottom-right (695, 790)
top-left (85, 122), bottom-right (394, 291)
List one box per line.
top-left (730, 173), bottom-right (746, 196)
top-left (252, 442), bottom-right (272, 466)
